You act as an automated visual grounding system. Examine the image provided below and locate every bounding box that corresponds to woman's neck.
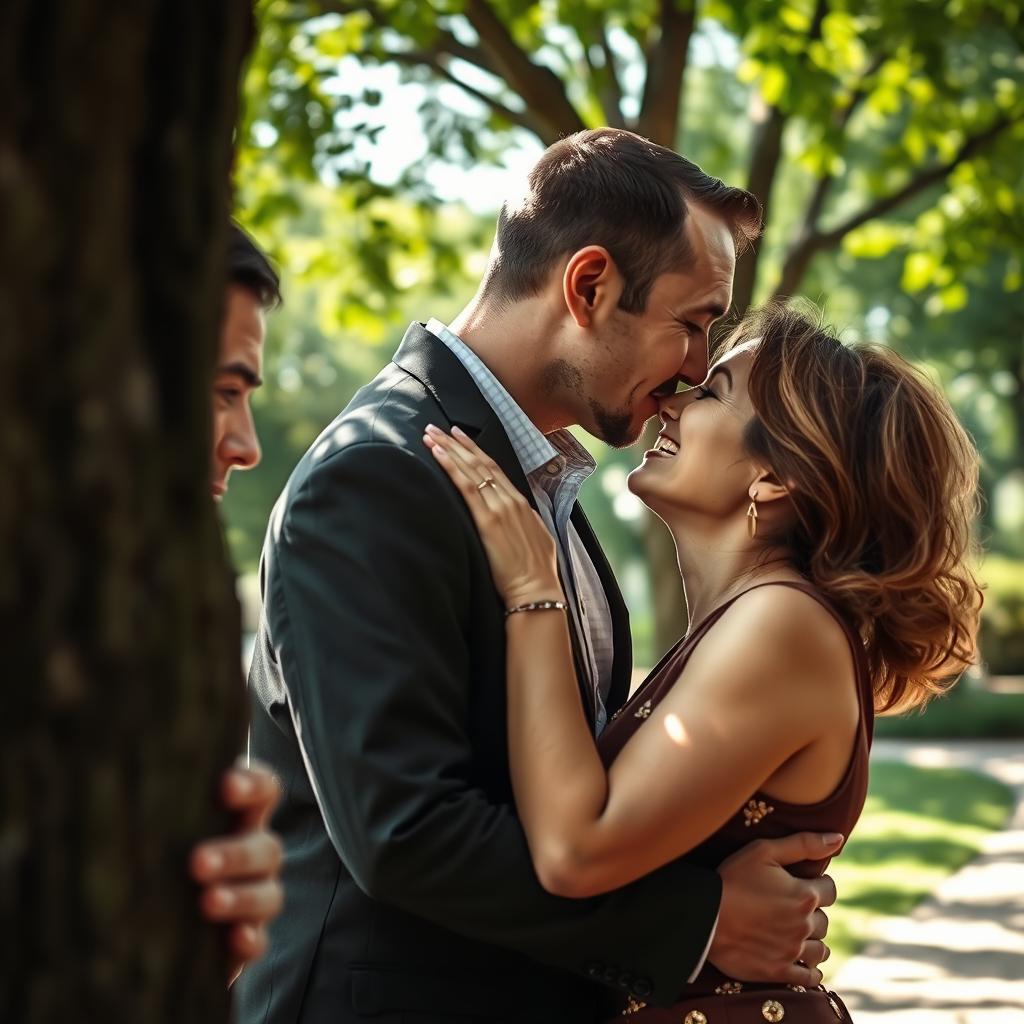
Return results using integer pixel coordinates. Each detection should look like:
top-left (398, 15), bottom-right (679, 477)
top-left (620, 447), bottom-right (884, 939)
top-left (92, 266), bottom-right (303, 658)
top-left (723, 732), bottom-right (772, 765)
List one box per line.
top-left (662, 513), bottom-right (798, 633)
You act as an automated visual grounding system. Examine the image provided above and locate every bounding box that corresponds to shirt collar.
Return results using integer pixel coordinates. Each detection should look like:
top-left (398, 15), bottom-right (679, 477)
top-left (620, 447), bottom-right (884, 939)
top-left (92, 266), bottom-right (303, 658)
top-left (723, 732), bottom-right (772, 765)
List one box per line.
top-left (425, 318), bottom-right (560, 476)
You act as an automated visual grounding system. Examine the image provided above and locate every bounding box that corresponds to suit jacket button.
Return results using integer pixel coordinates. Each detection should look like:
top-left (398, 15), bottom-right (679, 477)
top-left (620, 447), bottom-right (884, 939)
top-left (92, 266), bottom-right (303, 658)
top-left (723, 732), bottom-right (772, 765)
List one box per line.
top-left (602, 966), bottom-right (618, 985)
top-left (632, 978), bottom-right (653, 998)
top-left (618, 971), bottom-right (634, 990)
top-left (585, 961), bottom-right (603, 978)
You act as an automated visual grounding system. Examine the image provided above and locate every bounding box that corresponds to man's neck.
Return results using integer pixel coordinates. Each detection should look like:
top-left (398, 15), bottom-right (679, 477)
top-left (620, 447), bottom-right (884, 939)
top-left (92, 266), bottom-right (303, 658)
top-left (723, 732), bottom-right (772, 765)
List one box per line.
top-left (448, 296), bottom-right (571, 435)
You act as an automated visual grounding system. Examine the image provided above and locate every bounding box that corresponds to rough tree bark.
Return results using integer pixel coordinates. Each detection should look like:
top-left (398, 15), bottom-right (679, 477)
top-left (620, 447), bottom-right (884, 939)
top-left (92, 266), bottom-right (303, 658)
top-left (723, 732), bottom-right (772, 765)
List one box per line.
top-left (0, 2), bottom-right (253, 1021)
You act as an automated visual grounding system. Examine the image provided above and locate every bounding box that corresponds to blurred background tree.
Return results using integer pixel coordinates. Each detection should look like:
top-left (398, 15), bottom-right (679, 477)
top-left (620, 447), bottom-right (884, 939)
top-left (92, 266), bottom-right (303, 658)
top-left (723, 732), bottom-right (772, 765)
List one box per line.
top-left (225, 0), bottom-right (1024, 724)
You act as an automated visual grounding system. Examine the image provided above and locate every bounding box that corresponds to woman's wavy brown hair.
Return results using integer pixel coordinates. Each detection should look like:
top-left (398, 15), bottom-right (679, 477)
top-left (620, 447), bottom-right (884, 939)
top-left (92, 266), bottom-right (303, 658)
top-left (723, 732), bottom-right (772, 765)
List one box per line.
top-left (723, 303), bottom-right (983, 714)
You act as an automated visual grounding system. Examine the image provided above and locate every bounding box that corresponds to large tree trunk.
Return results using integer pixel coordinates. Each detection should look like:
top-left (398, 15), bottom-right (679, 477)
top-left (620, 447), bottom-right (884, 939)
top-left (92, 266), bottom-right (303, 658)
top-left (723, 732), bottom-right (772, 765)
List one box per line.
top-left (0, 3), bottom-right (253, 1021)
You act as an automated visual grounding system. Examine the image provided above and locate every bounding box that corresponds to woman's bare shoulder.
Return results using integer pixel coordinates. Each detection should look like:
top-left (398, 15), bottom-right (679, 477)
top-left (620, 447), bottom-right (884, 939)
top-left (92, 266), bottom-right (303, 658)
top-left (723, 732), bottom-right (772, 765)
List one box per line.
top-left (693, 582), bottom-right (856, 702)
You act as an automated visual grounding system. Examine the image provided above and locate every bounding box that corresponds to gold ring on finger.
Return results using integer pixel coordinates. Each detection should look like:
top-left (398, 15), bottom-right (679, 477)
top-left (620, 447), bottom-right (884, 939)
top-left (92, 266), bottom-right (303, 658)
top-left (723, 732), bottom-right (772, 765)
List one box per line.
top-left (476, 477), bottom-right (496, 491)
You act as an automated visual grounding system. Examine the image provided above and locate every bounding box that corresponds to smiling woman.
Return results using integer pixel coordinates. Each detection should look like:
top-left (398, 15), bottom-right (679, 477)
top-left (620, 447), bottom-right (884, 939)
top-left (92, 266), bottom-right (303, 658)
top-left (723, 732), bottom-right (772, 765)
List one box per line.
top-left (720, 304), bottom-right (982, 712)
top-left (424, 299), bottom-right (982, 1023)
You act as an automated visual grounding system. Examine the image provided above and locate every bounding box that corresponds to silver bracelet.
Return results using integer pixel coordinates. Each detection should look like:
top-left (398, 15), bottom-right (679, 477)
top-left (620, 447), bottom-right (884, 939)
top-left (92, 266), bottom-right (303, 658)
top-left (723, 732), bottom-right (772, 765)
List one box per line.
top-left (505, 599), bottom-right (569, 618)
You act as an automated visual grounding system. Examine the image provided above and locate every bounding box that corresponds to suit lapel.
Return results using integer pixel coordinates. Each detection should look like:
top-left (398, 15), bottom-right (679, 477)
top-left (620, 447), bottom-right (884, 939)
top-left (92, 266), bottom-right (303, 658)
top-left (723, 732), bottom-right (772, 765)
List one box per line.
top-left (467, 418), bottom-right (540, 516)
top-left (393, 323), bottom-right (597, 727)
top-left (393, 323), bottom-right (538, 513)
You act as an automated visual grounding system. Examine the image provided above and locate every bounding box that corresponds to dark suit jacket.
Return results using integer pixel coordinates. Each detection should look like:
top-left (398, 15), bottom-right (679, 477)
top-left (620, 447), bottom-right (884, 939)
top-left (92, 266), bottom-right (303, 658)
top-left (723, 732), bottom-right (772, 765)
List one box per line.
top-left (233, 323), bottom-right (721, 1024)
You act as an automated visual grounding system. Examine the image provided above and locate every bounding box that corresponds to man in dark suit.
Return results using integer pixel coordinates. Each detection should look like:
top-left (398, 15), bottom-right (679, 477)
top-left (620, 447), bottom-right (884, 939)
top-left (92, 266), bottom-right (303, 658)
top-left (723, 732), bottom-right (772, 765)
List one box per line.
top-left (235, 130), bottom-right (840, 1024)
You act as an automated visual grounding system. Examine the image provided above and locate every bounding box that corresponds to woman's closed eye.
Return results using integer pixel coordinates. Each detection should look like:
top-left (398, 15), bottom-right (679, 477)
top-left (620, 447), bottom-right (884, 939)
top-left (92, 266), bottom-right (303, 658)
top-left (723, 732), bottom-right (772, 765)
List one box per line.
top-left (693, 384), bottom-right (717, 401)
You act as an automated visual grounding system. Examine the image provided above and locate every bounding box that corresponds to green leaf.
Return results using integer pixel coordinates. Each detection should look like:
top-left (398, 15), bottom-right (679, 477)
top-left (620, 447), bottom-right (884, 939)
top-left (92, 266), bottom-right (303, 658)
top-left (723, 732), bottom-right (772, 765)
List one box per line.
top-left (737, 57), bottom-right (761, 84)
top-left (760, 64), bottom-right (787, 106)
top-left (995, 77), bottom-right (1019, 110)
top-left (843, 222), bottom-right (909, 258)
top-left (902, 251), bottom-right (938, 292)
top-left (879, 58), bottom-right (911, 89)
top-left (903, 123), bottom-right (927, 163)
top-left (867, 85), bottom-right (902, 116)
top-left (906, 77), bottom-right (936, 104)
top-left (779, 5), bottom-right (811, 32)
top-left (939, 282), bottom-right (969, 311)
top-left (1004, 260), bottom-right (1022, 292)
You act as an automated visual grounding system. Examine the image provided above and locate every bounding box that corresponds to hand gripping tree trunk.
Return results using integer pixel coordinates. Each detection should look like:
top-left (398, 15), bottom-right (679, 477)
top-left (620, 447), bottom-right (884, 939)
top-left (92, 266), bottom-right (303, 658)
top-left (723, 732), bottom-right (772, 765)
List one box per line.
top-left (0, 3), bottom-right (254, 1021)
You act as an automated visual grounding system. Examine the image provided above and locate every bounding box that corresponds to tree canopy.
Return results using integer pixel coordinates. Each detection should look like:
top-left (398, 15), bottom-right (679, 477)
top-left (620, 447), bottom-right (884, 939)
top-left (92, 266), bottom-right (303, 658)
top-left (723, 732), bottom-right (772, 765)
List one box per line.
top-left (239, 0), bottom-right (1023, 316)
top-left (228, 1), bottom-right (1024, 654)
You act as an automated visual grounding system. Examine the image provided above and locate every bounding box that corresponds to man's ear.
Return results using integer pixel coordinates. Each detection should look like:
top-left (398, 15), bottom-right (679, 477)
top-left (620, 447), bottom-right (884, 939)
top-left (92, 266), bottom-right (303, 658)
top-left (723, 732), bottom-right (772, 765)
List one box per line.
top-left (563, 246), bottom-right (624, 328)
top-left (749, 466), bottom-right (790, 507)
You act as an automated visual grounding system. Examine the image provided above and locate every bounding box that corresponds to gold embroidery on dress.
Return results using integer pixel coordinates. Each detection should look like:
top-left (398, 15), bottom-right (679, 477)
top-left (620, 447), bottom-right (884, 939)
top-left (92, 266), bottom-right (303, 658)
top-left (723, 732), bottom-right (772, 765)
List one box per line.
top-left (621, 996), bottom-right (646, 1015)
top-left (743, 798), bottom-right (775, 826)
top-left (715, 980), bottom-right (743, 994)
top-left (634, 699), bottom-right (653, 719)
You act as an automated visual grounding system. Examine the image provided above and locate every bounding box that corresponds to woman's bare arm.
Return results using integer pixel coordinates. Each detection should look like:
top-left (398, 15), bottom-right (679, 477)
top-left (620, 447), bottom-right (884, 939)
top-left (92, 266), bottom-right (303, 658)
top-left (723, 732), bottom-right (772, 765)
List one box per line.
top-left (424, 425), bottom-right (852, 898)
top-left (505, 586), bottom-right (851, 896)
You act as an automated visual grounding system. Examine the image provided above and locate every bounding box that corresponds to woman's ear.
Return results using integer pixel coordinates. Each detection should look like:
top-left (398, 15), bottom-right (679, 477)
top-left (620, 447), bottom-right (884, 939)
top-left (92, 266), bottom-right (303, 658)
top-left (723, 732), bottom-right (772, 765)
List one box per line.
top-left (563, 246), bottom-right (624, 328)
top-left (749, 466), bottom-right (790, 507)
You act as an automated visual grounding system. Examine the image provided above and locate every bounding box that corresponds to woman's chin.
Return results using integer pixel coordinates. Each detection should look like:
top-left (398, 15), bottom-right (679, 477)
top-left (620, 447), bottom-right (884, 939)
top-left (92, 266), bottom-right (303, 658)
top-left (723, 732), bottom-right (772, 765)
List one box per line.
top-left (626, 461), bottom-right (656, 499)
top-left (628, 458), bottom-right (682, 520)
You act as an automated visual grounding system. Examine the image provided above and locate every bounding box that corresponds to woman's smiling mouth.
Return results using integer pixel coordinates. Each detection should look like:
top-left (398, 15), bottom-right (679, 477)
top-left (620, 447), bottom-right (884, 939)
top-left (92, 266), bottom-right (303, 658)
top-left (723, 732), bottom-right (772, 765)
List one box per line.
top-left (649, 433), bottom-right (680, 457)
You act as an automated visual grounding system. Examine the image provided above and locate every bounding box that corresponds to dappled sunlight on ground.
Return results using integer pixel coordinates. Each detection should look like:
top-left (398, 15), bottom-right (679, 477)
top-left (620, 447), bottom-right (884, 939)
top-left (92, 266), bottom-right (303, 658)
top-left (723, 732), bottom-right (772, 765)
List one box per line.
top-left (826, 759), bottom-right (1013, 971)
top-left (832, 740), bottom-right (1024, 1023)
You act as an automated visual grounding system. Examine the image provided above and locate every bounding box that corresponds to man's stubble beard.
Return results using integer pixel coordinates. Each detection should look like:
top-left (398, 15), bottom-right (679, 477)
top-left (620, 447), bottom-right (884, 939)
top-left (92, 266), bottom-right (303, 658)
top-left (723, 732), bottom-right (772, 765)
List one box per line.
top-left (539, 356), bottom-right (639, 448)
top-left (541, 313), bottom-right (646, 448)
top-left (590, 313), bottom-right (645, 448)
top-left (590, 399), bottom-right (638, 448)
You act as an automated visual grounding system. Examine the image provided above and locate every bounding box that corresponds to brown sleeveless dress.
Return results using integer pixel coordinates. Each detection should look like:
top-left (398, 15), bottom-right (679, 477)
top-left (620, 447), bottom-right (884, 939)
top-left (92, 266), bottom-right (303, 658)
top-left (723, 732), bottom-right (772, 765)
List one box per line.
top-left (598, 581), bottom-right (872, 1024)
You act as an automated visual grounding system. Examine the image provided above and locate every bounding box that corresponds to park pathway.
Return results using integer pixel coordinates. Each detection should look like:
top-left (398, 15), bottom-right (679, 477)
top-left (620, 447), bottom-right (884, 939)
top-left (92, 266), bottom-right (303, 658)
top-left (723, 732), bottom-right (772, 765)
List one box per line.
top-left (830, 739), bottom-right (1024, 1023)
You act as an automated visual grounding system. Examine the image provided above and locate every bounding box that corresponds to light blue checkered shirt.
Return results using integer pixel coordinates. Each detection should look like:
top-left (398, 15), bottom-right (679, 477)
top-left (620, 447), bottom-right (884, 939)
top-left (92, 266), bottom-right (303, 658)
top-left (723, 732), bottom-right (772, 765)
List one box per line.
top-left (425, 318), bottom-right (614, 735)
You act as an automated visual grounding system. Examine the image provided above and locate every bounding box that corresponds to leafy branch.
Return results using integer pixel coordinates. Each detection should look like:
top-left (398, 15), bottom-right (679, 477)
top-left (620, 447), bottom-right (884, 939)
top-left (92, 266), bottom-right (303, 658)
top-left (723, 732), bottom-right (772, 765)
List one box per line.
top-left (773, 112), bottom-right (1023, 299)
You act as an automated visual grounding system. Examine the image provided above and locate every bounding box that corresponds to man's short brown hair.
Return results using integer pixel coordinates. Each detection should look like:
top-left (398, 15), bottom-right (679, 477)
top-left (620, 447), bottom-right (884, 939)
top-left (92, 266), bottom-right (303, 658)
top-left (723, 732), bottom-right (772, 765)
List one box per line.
top-left (482, 128), bottom-right (762, 314)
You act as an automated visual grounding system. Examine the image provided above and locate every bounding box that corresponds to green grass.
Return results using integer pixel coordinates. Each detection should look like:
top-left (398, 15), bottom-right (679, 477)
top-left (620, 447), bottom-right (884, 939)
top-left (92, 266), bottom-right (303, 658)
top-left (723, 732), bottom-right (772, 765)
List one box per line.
top-left (874, 683), bottom-right (1024, 739)
top-left (825, 762), bottom-right (1014, 975)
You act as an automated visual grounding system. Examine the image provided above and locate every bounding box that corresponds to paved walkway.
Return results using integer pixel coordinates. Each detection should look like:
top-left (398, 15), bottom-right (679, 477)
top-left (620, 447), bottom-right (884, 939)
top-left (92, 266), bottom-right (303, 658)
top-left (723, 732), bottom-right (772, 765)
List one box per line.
top-left (830, 739), bottom-right (1024, 1023)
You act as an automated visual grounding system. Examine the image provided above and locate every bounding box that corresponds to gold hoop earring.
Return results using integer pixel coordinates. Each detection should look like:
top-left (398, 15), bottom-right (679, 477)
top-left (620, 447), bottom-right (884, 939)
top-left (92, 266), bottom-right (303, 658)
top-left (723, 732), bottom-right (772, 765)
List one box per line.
top-left (746, 491), bottom-right (759, 539)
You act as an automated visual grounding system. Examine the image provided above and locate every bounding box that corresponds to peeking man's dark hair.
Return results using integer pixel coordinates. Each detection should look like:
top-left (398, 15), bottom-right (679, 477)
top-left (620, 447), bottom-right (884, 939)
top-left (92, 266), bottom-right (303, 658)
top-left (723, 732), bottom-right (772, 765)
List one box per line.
top-left (228, 222), bottom-right (282, 310)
